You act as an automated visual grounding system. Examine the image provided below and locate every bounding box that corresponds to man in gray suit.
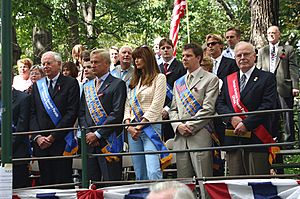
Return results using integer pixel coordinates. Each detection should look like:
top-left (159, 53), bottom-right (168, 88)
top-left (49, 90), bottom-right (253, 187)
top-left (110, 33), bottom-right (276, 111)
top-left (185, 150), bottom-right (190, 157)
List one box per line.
top-left (111, 45), bottom-right (134, 89)
top-left (169, 43), bottom-right (219, 198)
top-left (257, 25), bottom-right (299, 142)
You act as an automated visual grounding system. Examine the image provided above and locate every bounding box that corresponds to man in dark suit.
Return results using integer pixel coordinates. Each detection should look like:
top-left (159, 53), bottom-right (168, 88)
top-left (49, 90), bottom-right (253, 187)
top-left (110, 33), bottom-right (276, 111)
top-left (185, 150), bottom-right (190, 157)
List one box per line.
top-left (30, 51), bottom-right (80, 185)
top-left (159, 38), bottom-right (186, 141)
top-left (0, 70), bottom-right (31, 188)
top-left (206, 34), bottom-right (239, 80)
top-left (12, 88), bottom-right (31, 188)
top-left (79, 49), bottom-right (126, 181)
top-left (216, 41), bottom-right (278, 175)
top-left (257, 25), bottom-right (299, 142)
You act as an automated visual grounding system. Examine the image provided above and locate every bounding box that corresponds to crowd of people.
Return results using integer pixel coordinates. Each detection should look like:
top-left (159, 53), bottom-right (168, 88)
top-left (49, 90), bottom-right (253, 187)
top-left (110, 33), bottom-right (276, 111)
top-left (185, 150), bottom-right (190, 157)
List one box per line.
top-left (1, 25), bottom-right (299, 198)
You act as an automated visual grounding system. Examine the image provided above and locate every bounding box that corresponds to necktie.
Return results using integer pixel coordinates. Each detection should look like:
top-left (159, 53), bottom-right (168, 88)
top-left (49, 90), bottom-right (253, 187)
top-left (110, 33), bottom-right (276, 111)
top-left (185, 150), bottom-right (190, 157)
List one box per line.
top-left (213, 60), bottom-right (218, 75)
top-left (187, 74), bottom-right (193, 87)
top-left (95, 78), bottom-right (102, 93)
top-left (48, 79), bottom-right (54, 96)
top-left (121, 70), bottom-right (128, 80)
top-left (164, 63), bottom-right (169, 74)
top-left (271, 46), bottom-right (276, 62)
top-left (240, 74), bottom-right (247, 92)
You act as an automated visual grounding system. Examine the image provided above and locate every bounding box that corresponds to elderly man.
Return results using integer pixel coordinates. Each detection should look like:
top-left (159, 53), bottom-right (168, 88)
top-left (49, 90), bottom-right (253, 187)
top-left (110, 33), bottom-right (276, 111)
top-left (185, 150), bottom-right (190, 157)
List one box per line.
top-left (258, 25), bottom-right (299, 142)
top-left (222, 27), bottom-right (241, 59)
top-left (169, 43), bottom-right (219, 198)
top-left (30, 51), bottom-right (80, 185)
top-left (216, 41), bottom-right (278, 175)
top-left (79, 49), bottom-right (127, 181)
top-left (111, 46), bottom-right (134, 88)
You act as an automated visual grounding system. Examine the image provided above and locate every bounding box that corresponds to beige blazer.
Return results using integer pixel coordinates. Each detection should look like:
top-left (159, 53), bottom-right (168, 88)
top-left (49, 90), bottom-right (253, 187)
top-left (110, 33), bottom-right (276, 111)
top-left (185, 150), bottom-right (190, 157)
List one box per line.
top-left (170, 67), bottom-right (219, 138)
top-left (124, 73), bottom-right (166, 122)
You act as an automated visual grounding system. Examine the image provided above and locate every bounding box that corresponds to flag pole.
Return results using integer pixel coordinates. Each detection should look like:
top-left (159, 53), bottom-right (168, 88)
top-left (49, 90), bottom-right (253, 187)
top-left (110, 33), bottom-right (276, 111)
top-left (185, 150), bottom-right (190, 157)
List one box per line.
top-left (186, 0), bottom-right (190, 43)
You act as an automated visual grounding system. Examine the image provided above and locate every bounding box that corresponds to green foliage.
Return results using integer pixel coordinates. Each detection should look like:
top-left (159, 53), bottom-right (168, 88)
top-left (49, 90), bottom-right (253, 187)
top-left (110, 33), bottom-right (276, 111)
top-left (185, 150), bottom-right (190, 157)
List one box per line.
top-left (11, 0), bottom-right (299, 62)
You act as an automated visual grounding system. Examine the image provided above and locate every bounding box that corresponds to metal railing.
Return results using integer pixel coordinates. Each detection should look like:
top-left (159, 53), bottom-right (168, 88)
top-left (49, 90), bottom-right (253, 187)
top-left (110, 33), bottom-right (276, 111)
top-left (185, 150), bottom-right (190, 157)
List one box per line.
top-left (1, 108), bottom-right (300, 190)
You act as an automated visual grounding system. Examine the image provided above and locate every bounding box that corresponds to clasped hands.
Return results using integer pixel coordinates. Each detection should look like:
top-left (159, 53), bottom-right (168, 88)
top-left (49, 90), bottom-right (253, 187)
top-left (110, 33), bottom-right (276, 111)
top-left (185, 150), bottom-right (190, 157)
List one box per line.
top-left (128, 125), bottom-right (143, 141)
top-left (177, 123), bottom-right (193, 137)
top-left (231, 116), bottom-right (248, 135)
top-left (86, 132), bottom-right (100, 147)
top-left (36, 135), bottom-right (55, 149)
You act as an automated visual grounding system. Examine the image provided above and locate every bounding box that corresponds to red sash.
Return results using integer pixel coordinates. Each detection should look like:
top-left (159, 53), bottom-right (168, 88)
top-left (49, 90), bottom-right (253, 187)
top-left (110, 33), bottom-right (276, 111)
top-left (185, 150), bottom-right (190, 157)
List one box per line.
top-left (227, 72), bottom-right (279, 164)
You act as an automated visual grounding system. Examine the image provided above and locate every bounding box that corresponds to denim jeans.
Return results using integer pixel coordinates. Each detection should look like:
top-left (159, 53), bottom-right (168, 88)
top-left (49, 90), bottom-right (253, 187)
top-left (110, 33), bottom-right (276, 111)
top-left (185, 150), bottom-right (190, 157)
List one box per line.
top-left (128, 124), bottom-right (162, 180)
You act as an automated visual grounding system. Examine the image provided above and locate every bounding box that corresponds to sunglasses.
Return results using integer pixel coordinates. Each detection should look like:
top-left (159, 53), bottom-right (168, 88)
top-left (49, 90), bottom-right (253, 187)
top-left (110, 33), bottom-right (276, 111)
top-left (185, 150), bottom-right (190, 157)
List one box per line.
top-left (226, 36), bottom-right (235, 39)
top-left (207, 42), bottom-right (220, 47)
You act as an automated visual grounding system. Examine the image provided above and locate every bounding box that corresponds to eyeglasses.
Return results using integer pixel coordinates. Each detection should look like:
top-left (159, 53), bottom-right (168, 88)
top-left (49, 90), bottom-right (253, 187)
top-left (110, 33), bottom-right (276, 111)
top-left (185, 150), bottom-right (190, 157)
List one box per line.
top-left (41, 61), bottom-right (56, 66)
top-left (207, 42), bottom-right (220, 47)
top-left (226, 36), bottom-right (235, 39)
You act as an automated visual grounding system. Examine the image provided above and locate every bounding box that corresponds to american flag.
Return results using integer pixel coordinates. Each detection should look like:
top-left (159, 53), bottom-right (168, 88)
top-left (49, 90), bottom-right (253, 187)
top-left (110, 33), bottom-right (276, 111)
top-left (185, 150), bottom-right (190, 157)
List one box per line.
top-left (169, 0), bottom-right (186, 56)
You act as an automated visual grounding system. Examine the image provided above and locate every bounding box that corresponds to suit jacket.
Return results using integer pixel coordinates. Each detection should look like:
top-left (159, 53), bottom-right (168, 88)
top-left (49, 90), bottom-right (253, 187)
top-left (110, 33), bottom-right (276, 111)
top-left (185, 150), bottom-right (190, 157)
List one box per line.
top-left (216, 67), bottom-right (278, 146)
top-left (79, 74), bottom-right (127, 139)
top-left (217, 56), bottom-right (239, 80)
top-left (169, 67), bottom-right (219, 147)
top-left (257, 43), bottom-right (299, 97)
top-left (124, 73), bottom-right (166, 123)
top-left (159, 58), bottom-right (186, 107)
top-left (12, 89), bottom-right (31, 159)
top-left (30, 74), bottom-right (80, 155)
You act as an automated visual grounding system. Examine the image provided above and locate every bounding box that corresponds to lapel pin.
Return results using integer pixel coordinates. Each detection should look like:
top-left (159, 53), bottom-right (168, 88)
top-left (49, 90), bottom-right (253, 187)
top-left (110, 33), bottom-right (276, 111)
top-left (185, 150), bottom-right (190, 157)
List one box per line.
top-left (254, 77), bottom-right (258, 82)
top-left (98, 93), bottom-right (104, 97)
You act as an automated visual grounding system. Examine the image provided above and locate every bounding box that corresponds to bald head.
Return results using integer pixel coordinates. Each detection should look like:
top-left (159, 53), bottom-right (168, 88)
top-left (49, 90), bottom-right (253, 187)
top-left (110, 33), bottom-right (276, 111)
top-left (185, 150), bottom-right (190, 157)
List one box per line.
top-left (267, 26), bottom-right (281, 45)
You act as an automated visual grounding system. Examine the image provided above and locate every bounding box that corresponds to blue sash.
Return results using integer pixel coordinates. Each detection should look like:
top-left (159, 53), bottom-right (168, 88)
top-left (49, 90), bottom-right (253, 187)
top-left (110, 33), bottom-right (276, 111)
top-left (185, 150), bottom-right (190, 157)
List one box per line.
top-left (175, 75), bottom-right (223, 174)
top-left (36, 78), bottom-right (78, 156)
top-left (84, 79), bottom-right (123, 162)
top-left (129, 88), bottom-right (172, 170)
top-left (174, 76), bottom-right (202, 116)
top-left (166, 83), bottom-right (173, 101)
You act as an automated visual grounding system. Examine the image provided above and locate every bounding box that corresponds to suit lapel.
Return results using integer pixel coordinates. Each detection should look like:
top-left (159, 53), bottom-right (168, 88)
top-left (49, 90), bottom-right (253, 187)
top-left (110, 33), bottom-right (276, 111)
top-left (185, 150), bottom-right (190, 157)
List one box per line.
top-left (275, 45), bottom-right (283, 71)
top-left (217, 57), bottom-right (226, 77)
top-left (189, 67), bottom-right (204, 90)
top-left (262, 46), bottom-right (270, 72)
top-left (52, 74), bottom-right (63, 98)
top-left (98, 74), bottom-right (113, 94)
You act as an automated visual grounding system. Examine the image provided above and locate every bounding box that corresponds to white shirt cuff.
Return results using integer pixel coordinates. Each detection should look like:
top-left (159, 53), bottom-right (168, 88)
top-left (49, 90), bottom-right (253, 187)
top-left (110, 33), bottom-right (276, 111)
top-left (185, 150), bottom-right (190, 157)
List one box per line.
top-left (94, 131), bottom-right (101, 139)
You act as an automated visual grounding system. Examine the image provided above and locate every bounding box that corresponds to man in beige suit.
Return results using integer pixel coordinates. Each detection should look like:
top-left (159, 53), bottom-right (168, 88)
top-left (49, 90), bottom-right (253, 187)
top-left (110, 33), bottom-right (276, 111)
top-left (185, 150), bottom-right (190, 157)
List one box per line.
top-left (169, 43), bottom-right (219, 198)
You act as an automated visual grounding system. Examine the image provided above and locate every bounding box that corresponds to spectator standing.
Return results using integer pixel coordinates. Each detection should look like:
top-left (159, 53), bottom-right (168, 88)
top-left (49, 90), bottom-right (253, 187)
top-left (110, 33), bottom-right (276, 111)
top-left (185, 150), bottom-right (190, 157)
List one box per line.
top-left (124, 46), bottom-right (171, 180)
top-left (79, 49), bottom-right (126, 181)
top-left (257, 25), bottom-right (299, 142)
top-left (216, 42), bottom-right (278, 175)
top-left (30, 51), bottom-right (80, 185)
top-left (12, 58), bottom-right (33, 92)
top-left (222, 27), bottom-right (241, 59)
top-left (158, 38), bottom-right (186, 141)
top-left (169, 43), bottom-right (219, 198)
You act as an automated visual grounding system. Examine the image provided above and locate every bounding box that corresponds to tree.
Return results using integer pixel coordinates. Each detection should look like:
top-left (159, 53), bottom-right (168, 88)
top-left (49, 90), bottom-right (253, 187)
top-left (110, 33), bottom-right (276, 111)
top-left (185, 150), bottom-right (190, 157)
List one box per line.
top-left (249, 0), bottom-right (279, 48)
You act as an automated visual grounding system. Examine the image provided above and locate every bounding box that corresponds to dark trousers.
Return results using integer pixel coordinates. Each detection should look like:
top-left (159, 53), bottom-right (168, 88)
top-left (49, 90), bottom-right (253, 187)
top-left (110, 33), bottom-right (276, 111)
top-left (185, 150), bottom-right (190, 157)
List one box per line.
top-left (13, 164), bottom-right (30, 188)
top-left (278, 95), bottom-right (295, 142)
top-left (38, 158), bottom-right (73, 185)
top-left (87, 147), bottom-right (122, 181)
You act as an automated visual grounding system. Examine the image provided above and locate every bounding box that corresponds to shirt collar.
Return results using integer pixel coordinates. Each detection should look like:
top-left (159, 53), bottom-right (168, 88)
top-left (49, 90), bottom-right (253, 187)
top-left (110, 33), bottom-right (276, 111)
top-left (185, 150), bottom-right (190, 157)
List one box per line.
top-left (97, 72), bottom-right (110, 82)
top-left (163, 57), bottom-right (175, 65)
top-left (187, 66), bottom-right (201, 77)
top-left (47, 73), bottom-right (60, 85)
top-left (269, 41), bottom-right (279, 48)
top-left (213, 55), bottom-right (222, 62)
top-left (240, 65), bottom-right (255, 79)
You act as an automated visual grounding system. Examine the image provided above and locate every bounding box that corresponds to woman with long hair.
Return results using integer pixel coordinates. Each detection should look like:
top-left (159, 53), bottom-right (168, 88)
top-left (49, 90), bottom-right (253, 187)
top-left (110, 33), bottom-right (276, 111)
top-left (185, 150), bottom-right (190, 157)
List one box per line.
top-left (124, 46), bottom-right (171, 180)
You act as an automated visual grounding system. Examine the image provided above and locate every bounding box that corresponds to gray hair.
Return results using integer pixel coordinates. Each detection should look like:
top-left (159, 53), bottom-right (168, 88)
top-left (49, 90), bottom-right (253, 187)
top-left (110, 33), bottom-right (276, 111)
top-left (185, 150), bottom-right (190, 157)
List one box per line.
top-left (234, 41), bottom-right (256, 54)
top-left (119, 45), bottom-right (133, 53)
top-left (41, 51), bottom-right (62, 63)
top-left (148, 181), bottom-right (195, 199)
top-left (90, 48), bottom-right (111, 65)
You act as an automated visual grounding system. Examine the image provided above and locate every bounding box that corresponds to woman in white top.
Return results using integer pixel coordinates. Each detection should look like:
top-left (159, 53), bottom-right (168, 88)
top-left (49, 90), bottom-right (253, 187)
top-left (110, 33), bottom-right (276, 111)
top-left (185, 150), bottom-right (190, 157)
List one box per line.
top-left (124, 46), bottom-right (167, 180)
top-left (12, 58), bottom-right (33, 92)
